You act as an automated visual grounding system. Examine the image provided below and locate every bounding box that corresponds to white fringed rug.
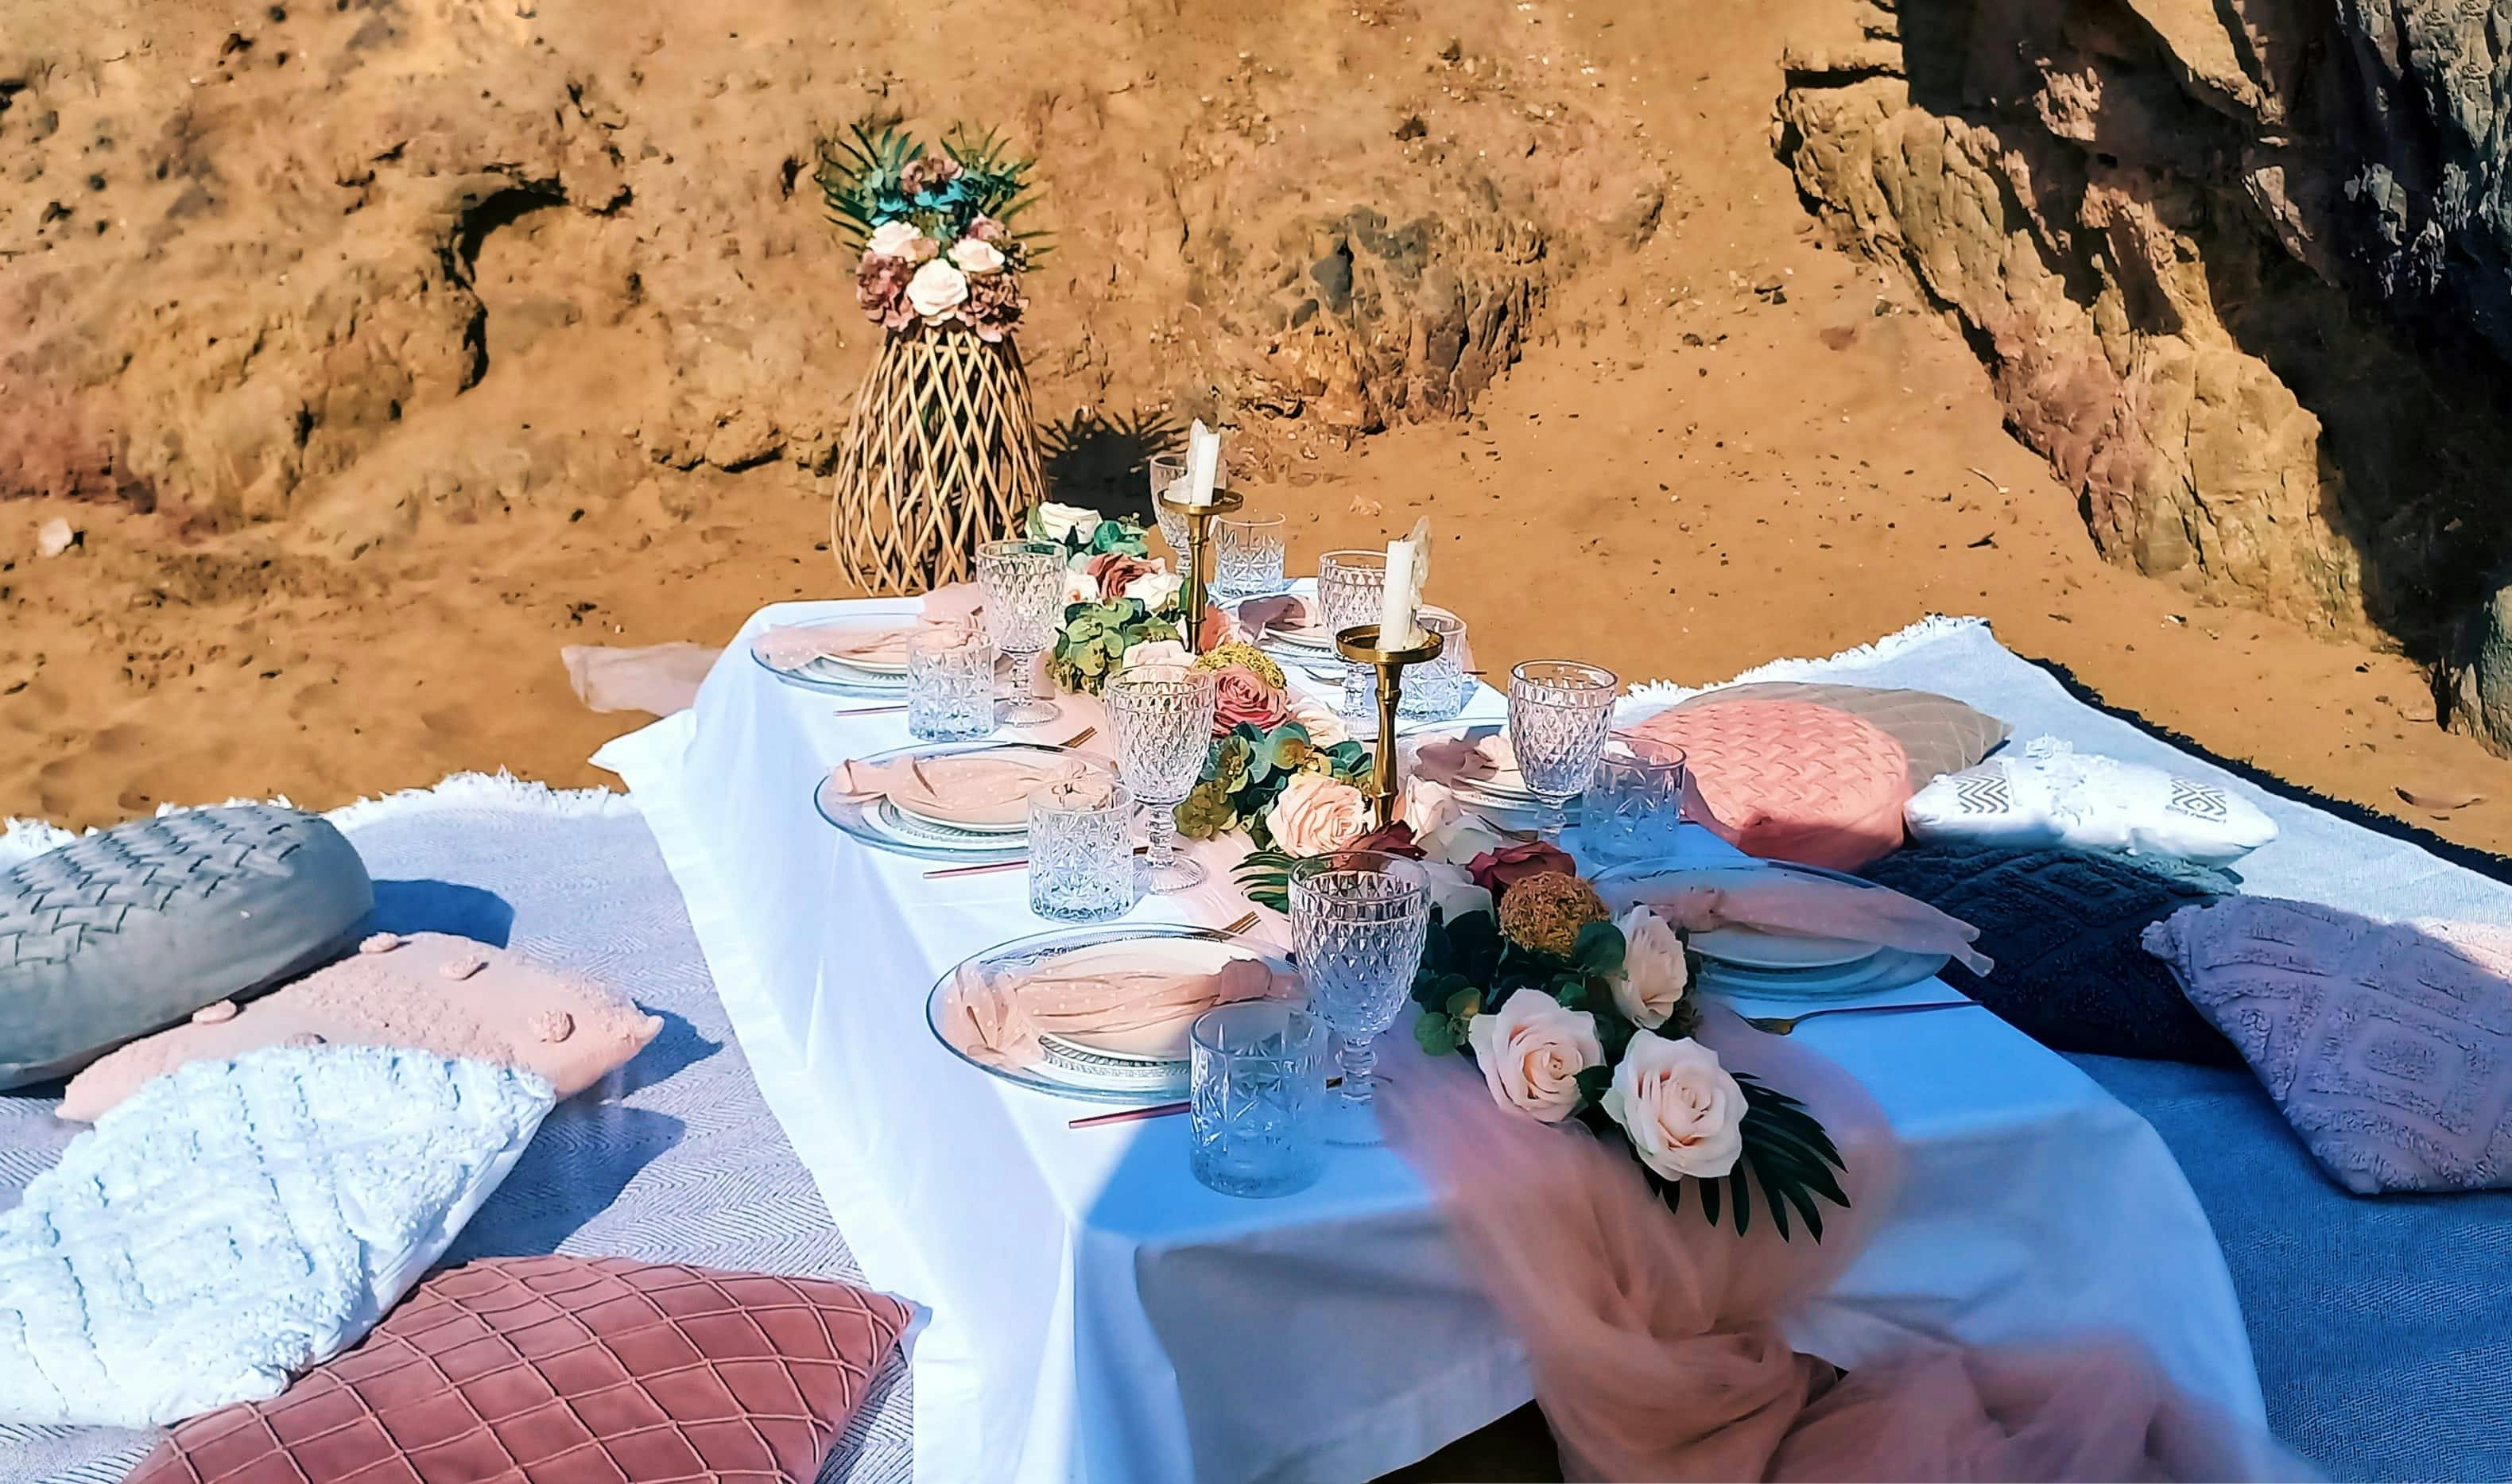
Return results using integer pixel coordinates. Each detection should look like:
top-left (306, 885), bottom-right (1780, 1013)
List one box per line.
top-left (0, 774), bottom-right (913, 1484)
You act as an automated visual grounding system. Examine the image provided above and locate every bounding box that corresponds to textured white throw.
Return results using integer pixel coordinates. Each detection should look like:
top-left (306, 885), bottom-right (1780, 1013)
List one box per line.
top-left (1904, 735), bottom-right (2280, 865)
top-left (0, 1044), bottom-right (552, 1428)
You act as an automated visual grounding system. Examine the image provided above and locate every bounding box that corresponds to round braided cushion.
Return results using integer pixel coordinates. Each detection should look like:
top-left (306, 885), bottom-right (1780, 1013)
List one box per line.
top-left (0, 806), bottom-right (374, 1089)
top-left (1624, 699), bottom-right (1912, 870)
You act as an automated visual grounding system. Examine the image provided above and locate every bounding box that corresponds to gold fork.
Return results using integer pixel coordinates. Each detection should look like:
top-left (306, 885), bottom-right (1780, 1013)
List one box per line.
top-left (1215, 910), bottom-right (1260, 937)
top-left (1743, 1000), bottom-right (1979, 1036)
top-left (1059, 726), bottom-right (1098, 748)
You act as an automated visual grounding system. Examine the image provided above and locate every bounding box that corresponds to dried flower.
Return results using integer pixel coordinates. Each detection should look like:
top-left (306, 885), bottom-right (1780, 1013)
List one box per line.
top-left (857, 251), bottom-right (917, 330)
top-left (1192, 641), bottom-right (1285, 690)
top-left (898, 153), bottom-right (964, 196)
top-left (1496, 870), bottom-right (1609, 957)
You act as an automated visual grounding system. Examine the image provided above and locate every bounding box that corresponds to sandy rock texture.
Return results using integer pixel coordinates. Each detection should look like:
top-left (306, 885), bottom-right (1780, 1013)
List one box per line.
top-left (1777, 0), bottom-right (2512, 749)
top-left (0, 0), bottom-right (1670, 541)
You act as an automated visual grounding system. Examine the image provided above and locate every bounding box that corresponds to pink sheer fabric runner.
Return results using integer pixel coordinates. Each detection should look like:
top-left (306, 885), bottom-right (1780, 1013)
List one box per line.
top-left (751, 582), bottom-right (987, 672)
top-left (1378, 1007), bottom-right (2299, 1482)
top-left (1596, 866), bottom-right (1993, 976)
top-left (836, 750), bottom-right (1097, 829)
top-left (940, 945), bottom-right (1301, 1069)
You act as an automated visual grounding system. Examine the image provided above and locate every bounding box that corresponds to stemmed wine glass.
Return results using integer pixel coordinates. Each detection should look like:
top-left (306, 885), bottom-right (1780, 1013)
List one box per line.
top-left (1106, 665), bottom-right (1218, 893)
top-left (1506, 660), bottom-right (1620, 840)
top-left (1289, 850), bottom-right (1430, 1146)
top-left (977, 539), bottom-right (1066, 727)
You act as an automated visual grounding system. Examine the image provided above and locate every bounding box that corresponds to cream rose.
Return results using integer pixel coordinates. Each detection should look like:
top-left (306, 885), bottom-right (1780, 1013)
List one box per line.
top-left (1397, 777), bottom-right (1461, 842)
top-left (1285, 692), bottom-right (1348, 746)
top-left (1034, 502), bottom-right (1099, 543)
top-left (1421, 859), bottom-right (1494, 922)
top-left (1268, 772), bottom-right (1369, 856)
top-left (1612, 905), bottom-right (1691, 1029)
top-left (906, 258), bottom-right (971, 320)
top-left (1465, 986), bottom-right (1603, 1123)
top-left (1417, 811), bottom-right (1502, 866)
top-left (1122, 569), bottom-right (1184, 613)
top-left (1121, 638), bottom-right (1193, 670)
top-left (949, 236), bottom-right (1007, 275)
top-left (1060, 568), bottom-right (1099, 606)
top-left (1603, 1031), bottom-right (1745, 1180)
top-left (866, 220), bottom-right (930, 260)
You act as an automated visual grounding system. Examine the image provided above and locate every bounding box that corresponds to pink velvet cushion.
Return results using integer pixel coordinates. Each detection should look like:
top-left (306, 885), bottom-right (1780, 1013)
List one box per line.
top-left (60, 932), bottom-right (662, 1121)
top-left (1622, 699), bottom-right (1912, 870)
top-left (129, 1256), bottom-right (913, 1484)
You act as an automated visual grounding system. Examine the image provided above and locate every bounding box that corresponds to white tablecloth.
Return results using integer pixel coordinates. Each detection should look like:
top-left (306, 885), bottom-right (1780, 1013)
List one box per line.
top-left (595, 598), bottom-right (2266, 1484)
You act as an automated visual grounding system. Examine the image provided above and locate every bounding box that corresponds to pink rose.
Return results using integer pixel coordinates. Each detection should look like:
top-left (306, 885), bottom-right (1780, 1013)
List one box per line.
top-left (1268, 772), bottom-right (1370, 856)
top-left (1086, 550), bottom-right (1158, 602)
top-left (1466, 841), bottom-right (1578, 897)
top-left (1211, 664), bottom-right (1289, 734)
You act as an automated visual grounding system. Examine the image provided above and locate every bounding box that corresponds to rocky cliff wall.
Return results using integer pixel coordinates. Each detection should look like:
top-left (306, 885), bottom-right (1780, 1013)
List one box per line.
top-left (0, 0), bottom-right (1669, 544)
top-left (1778, 0), bottom-right (2512, 750)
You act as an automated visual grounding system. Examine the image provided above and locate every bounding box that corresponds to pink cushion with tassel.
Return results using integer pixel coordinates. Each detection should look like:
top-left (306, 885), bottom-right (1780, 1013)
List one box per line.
top-left (1624, 699), bottom-right (1911, 870)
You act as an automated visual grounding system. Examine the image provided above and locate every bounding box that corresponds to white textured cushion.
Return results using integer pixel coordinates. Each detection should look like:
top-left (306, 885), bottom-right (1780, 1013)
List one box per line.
top-left (0, 1044), bottom-right (552, 1427)
top-left (1904, 737), bottom-right (2277, 866)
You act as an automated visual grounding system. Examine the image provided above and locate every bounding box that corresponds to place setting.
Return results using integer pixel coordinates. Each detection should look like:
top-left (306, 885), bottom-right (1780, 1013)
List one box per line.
top-left (749, 613), bottom-right (924, 699)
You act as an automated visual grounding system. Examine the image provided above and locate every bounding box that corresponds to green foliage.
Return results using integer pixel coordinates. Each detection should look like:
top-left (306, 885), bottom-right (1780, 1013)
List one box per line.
top-left (1232, 847), bottom-right (1297, 913)
top-left (815, 120), bottom-right (1050, 258)
top-left (1174, 722), bottom-right (1374, 847)
top-left (1046, 599), bottom-right (1177, 696)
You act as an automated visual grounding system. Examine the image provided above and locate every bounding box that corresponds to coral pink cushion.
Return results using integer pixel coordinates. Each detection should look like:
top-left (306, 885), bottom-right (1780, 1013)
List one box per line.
top-left (60, 932), bottom-right (661, 1122)
top-left (128, 1256), bottom-right (913, 1484)
top-left (1623, 699), bottom-right (1912, 870)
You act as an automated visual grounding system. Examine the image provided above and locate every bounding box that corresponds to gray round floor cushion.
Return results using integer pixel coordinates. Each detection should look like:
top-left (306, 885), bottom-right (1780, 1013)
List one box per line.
top-left (0, 806), bottom-right (374, 1090)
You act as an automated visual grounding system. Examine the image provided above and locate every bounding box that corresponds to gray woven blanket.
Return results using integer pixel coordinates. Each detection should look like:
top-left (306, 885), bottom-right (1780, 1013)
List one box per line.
top-left (0, 779), bottom-right (913, 1484)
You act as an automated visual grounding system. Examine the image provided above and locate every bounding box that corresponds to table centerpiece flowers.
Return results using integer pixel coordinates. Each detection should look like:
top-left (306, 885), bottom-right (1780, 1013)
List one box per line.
top-left (1027, 503), bottom-right (1190, 695)
top-left (1405, 845), bottom-right (1851, 1240)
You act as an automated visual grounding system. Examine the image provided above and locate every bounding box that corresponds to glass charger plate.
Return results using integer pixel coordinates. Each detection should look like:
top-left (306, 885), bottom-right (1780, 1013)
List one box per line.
top-left (927, 924), bottom-right (1298, 1105)
top-left (813, 739), bottom-right (1083, 864)
top-left (750, 618), bottom-right (915, 697)
top-left (1587, 858), bottom-right (1948, 1002)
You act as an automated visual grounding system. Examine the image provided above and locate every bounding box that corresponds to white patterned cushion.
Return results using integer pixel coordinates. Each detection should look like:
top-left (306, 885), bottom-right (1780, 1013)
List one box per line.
top-left (1904, 736), bottom-right (2277, 865)
top-left (0, 1044), bottom-right (552, 1427)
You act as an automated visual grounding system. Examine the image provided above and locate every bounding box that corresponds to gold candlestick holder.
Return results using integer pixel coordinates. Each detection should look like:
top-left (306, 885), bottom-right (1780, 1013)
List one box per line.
top-left (1335, 622), bottom-right (1447, 831)
top-left (1155, 487), bottom-right (1245, 652)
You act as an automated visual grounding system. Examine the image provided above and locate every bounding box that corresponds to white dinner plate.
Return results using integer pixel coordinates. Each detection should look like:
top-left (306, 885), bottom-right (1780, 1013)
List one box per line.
top-left (888, 795), bottom-right (1036, 837)
top-left (1688, 927), bottom-right (1881, 971)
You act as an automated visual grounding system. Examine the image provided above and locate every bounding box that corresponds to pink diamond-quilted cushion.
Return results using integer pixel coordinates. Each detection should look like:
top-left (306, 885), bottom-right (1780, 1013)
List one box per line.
top-left (1623, 699), bottom-right (1912, 870)
top-left (128, 1256), bottom-right (913, 1484)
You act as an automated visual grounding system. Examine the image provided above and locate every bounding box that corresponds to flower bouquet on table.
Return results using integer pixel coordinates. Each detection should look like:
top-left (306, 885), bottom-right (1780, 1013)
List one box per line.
top-left (1409, 843), bottom-right (1851, 1241)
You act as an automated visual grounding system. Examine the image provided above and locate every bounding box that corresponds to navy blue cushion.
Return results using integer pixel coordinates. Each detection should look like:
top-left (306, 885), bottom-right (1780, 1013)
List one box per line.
top-left (1859, 843), bottom-right (2240, 1065)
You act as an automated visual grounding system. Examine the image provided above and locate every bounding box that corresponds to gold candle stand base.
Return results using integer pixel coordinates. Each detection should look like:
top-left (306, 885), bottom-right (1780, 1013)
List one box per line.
top-left (1335, 623), bottom-right (1446, 831)
top-left (1155, 488), bottom-right (1245, 652)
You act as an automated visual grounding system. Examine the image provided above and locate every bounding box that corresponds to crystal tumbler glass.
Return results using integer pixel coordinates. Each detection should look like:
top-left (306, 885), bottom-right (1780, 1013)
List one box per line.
top-left (1211, 513), bottom-right (1289, 604)
top-left (1189, 1001), bottom-right (1328, 1199)
top-left (1397, 610), bottom-right (1469, 721)
top-left (1581, 738), bottom-right (1689, 863)
top-left (1107, 665), bottom-right (1218, 893)
top-left (977, 538), bottom-right (1065, 727)
top-left (905, 628), bottom-right (999, 742)
top-left (1149, 454), bottom-right (1189, 554)
top-left (1027, 771), bottom-right (1138, 922)
top-left (1289, 850), bottom-right (1429, 1146)
top-left (1507, 660), bottom-right (1620, 840)
top-left (1320, 550), bottom-right (1393, 734)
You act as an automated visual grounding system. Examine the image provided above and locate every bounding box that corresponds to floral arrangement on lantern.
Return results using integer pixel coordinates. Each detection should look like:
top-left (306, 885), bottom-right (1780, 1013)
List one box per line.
top-left (1405, 843), bottom-right (1850, 1240)
top-left (818, 124), bottom-right (1045, 342)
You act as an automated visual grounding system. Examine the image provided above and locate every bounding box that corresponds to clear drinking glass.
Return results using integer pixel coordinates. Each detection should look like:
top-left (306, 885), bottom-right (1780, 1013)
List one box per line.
top-left (1581, 738), bottom-right (1689, 863)
top-left (1506, 660), bottom-right (1620, 841)
top-left (1106, 665), bottom-right (1218, 893)
top-left (1211, 513), bottom-right (1289, 603)
top-left (1289, 850), bottom-right (1429, 1146)
top-left (1397, 610), bottom-right (1469, 722)
top-left (1148, 455), bottom-right (1188, 554)
top-left (1320, 550), bottom-right (1393, 734)
top-left (977, 538), bottom-right (1065, 727)
top-left (1189, 1001), bottom-right (1328, 1198)
top-left (1027, 771), bottom-right (1138, 922)
top-left (905, 629), bottom-right (999, 742)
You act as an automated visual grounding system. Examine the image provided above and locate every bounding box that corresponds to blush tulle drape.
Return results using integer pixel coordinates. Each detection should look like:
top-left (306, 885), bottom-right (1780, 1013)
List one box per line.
top-left (1378, 1006), bottom-right (2308, 1482)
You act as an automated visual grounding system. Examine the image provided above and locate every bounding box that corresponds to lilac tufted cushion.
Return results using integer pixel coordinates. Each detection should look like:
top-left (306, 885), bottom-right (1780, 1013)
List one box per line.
top-left (2144, 897), bottom-right (2512, 1194)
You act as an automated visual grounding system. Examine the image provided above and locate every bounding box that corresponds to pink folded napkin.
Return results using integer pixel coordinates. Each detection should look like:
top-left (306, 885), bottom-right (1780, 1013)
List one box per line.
top-left (1596, 866), bottom-right (1992, 975)
top-left (837, 750), bottom-right (1096, 829)
top-left (1239, 594), bottom-right (1322, 643)
top-left (753, 586), bottom-right (987, 672)
top-left (940, 940), bottom-right (1302, 1070)
top-left (1414, 731), bottom-right (1525, 790)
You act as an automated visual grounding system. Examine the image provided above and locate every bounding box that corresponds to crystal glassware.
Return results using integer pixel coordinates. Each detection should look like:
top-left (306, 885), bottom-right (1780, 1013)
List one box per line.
top-left (1211, 513), bottom-right (1289, 604)
top-left (1289, 850), bottom-right (1430, 1146)
top-left (1148, 455), bottom-right (1188, 554)
top-left (1397, 610), bottom-right (1469, 721)
top-left (1105, 665), bottom-right (1218, 893)
top-left (905, 628), bottom-right (1000, 742)
top-left (1581, 738), bottom-right (1689, 863)
top-left (977, 538), bottom-right (1065, 727)
top-left (1319, 550), bottom-right (1394, 735)
top-left (1506, 660), bottom-right (1620, 840)
top-left (1027, 770), bottom-right (1138, 922)
top-left (1189, 1001), bottom-right (1328, 1198)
